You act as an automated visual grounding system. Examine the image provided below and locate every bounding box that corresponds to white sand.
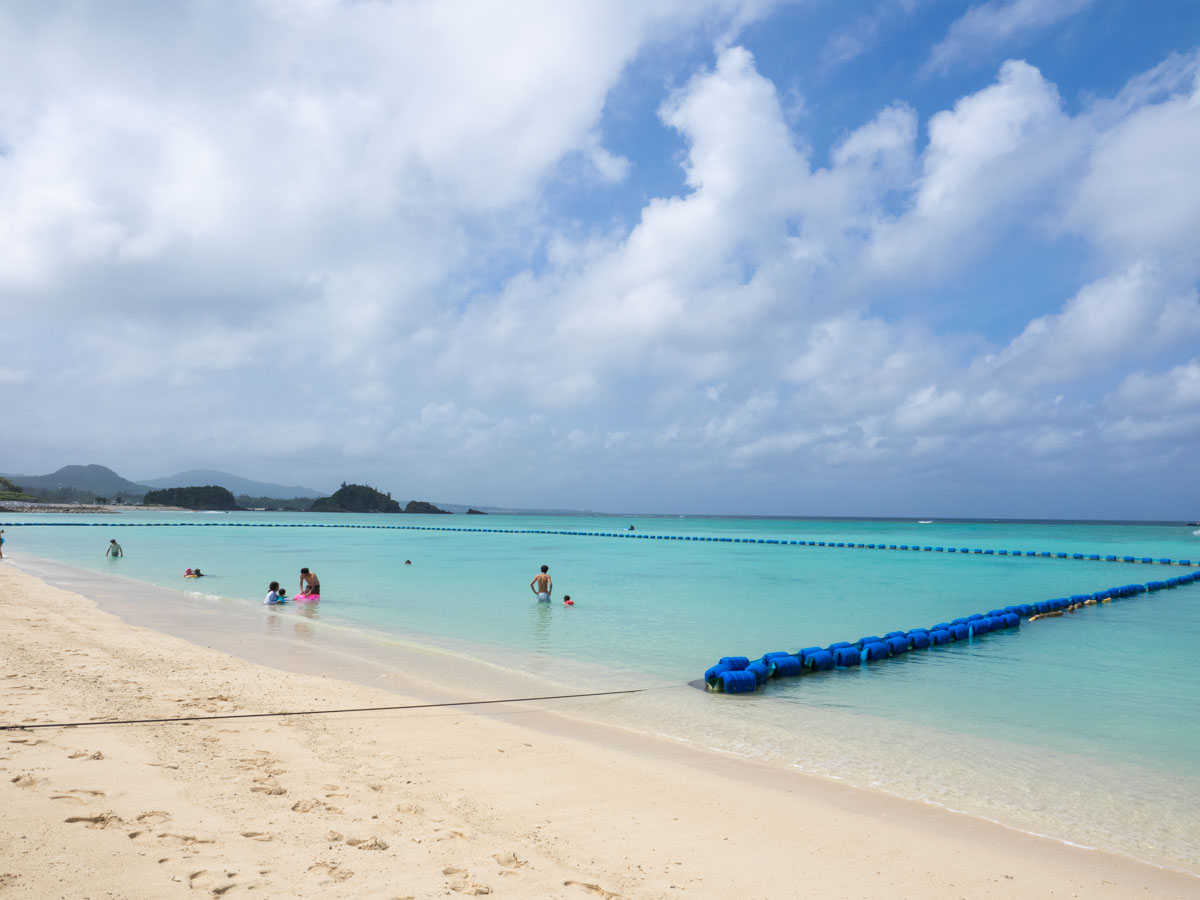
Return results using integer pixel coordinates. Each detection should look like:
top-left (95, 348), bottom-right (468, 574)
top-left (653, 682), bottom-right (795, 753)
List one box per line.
top-left (1, 561), bottom-right (1196, 898)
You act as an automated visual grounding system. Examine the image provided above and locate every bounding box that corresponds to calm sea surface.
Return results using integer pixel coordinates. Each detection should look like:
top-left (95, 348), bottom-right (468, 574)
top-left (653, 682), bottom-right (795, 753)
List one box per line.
top-left (6, 510), bottom-right (1200, 873)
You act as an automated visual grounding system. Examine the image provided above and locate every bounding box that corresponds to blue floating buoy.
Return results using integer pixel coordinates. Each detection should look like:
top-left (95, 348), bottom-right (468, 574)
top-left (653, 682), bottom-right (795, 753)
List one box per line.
top-left (804, 650), bottom-right (835, 671)
top-left (720, 670), bottom-right (758, 693)
top-left (885, 636), bottom-right (908, 655)
top-left (862, 641), bottom-right (890, 661)
top-left (908, 631), bottom-right (931, 649)
top-left (718, 656), bottom-right (750, 670)
top-left (772, 656), bottom-right (803, 677)
top-left (929, 629), bottom-right (952, 645)
top-left (745, 660), bottom-right (771, 684)
top-left (833, 646), bottom-right (861, 667)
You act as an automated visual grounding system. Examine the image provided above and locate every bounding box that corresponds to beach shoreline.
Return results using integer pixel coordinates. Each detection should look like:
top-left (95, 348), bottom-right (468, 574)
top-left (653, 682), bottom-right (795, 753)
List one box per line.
top-left (2, 560), bottom-right (1197, 897)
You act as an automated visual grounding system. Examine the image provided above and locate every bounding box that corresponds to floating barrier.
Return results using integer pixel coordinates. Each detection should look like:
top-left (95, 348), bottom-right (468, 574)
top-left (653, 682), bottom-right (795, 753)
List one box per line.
top-left (704, 569), bottom-right (1200, 692)
top-left (3, 520), bottom-right (1198, 568)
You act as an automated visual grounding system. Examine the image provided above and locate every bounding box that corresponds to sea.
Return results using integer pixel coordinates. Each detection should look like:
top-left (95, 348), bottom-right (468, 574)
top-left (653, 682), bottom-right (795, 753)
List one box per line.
top-left (5, 510), bottom-right (1199, 874)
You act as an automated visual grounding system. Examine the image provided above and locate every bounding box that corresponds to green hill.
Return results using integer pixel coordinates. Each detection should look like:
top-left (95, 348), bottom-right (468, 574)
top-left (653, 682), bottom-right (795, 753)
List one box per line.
top-left (142, 485), bottom-right (241, 510)
top-left (310, 483), bottom-right (401, 513)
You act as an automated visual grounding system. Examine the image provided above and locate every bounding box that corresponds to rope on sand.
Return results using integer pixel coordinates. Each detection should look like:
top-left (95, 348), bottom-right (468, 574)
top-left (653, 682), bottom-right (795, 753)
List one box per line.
top-left (0, 688), bottom-right (649, 732)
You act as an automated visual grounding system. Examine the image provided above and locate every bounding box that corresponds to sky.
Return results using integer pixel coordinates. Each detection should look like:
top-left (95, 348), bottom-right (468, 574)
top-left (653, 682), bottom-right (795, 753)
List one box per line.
top-left (2, 0), bottom-right (1200, 519)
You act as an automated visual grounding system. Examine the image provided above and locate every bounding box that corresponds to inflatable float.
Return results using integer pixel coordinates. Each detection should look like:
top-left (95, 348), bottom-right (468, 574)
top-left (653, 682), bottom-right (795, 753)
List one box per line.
top-left (293, 593), bottom-right (321, 603)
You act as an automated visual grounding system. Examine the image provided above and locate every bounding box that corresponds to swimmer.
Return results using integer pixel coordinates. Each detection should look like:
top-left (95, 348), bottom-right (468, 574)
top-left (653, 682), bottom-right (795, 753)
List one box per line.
top-left (264, 581), bottom-right (287, 604)
top-left (530, 565), bottom-right (552, 602)
top-left (299, 567), bottom-right (321, 595)
top-left (405, 560), bottom-right (412, 565)
top-left (106, 539), bottom-right (123, 558)
top-left (563, 594), bottom-right (574, 606)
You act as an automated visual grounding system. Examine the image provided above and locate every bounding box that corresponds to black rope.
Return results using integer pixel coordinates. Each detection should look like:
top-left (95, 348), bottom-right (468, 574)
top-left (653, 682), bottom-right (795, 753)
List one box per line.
top-left (0, 688), bottom-right (646, 731)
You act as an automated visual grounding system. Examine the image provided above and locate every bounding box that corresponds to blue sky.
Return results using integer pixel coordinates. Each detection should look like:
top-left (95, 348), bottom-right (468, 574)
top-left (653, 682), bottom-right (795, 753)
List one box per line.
top-left (2, 0), bottom-right (1199, 518)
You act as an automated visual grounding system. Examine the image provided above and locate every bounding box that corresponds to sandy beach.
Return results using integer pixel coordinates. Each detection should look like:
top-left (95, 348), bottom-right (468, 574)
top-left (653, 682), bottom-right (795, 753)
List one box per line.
top-left (1, 561), bottom-right (1196, 899)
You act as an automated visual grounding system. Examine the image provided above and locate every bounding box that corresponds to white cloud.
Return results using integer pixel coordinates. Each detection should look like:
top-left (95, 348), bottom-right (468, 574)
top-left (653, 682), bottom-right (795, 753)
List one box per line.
top-left (976, 262), bottom-right (1200, 387)
top-left (1064, 63), bottom-right (1200, 261)
top-left (1108, 360), bottom-right (1200, 414)
top-left (926, 0), bottom-right (1094, 75)
top-left (866, 60), bottom-right (1075, 277)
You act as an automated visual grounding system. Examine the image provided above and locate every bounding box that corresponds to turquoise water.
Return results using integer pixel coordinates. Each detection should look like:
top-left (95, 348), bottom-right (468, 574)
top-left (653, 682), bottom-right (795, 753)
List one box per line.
top-left (5, 510), bottom-right (1200, 872)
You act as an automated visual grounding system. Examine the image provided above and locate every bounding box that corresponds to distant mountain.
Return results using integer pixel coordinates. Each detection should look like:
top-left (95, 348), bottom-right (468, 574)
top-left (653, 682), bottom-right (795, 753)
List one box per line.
top-left (6, 464), bottom-right (149, 498)
top-left (139, 469), bottom-right (322, 499)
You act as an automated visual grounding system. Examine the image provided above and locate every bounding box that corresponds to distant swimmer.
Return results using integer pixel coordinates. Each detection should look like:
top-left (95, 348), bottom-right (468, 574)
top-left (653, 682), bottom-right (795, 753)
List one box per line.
top-left (563, 594), bottom-right (574, 606)
top-left (530, 565), bottom-right (552, 602)
top-left (264, 581), bottom-right (288, 604)
top-left (299, 567), bottom-right (321, 596)
top-left (106, 539), bottom-right (123, 558)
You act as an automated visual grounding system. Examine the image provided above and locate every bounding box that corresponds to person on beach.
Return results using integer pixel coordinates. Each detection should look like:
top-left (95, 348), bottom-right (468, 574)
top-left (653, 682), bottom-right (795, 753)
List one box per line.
top-left (106, 539), bottom-right (123, 558)
top-left (530, 565), bottom-right (552, 602)
top-left (264, 581), bottom-right (287, 604)
top-left (0, 529), bottom-right (5, 559)
top-left (299, 567), bottom-right (320, 595)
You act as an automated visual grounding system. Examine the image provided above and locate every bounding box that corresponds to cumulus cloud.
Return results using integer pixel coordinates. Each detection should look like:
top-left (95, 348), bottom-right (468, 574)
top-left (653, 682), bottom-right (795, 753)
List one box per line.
top-left (3, 2), bottom-right (1200, 516)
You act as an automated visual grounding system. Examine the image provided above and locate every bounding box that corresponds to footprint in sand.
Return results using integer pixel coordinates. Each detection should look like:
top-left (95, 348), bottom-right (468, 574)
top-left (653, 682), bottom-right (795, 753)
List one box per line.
top-left (10, 774), bottom-right (40, 788)
top-left (307, 861), bottom-right (354, 882)
top-left (249, 783), bottom-right (287, 796)
top-left (188, 869), bottom-right (241, 894)
top-left (50, 789), bottom-right (106, 804)
top-left (492, 851), bottom-right (525, 869)
top-left (290, 798), bottom-right (321, 813)
top-left (345, 836), bottom-right (388, 851)
top-left (564, 881), bottom-right (622, 899)
top-left (64, 812), bottom-right (124, 830)
top-left (449, 879), bottom-right (493, 895)
top-left (136, 810), bottom-right (171, 825)
top-left (67, 750), bottom-right (90, 759)
top-left (240, 831), bottom-right (274, 842)
top-left (159, 832), bottom-right (216, 847)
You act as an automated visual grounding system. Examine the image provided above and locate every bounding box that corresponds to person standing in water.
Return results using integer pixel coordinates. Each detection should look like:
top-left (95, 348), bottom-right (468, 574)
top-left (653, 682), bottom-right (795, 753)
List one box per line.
top-left (106, 539), bottom-right (123, 558)
top-left (530, 565), bottom-right (552, 602)
top-left (299, 567), bottom-right (320, 595)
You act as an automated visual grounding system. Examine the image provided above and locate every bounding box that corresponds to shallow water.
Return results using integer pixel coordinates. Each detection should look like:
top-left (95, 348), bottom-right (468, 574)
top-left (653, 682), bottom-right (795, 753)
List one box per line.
top-left (5, 510), bottom-right (1200, 872)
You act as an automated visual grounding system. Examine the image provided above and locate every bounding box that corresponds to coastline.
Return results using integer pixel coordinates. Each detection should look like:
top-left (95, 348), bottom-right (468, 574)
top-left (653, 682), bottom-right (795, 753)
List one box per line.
top-left (2, 561), bottom-right (1196, 897)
